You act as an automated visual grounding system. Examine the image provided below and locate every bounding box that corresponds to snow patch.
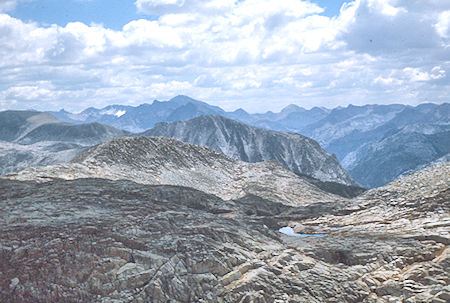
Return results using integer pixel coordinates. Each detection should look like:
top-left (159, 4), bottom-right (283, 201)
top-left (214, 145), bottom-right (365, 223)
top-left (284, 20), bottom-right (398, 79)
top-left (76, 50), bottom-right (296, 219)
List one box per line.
top-left (278, 226), bottom-right (328, 238)
top-left (100, 109), bottom-right (127, 117)
top-left (115, 110), bottom-right (126, 117)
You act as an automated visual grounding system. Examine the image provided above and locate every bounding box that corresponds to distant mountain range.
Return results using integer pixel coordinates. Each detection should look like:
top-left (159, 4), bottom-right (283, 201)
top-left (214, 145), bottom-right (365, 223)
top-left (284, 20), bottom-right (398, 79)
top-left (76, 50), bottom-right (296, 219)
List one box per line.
top-left (0, 110), bottom-right (129, 175)
top-left (50, 96), bottom-right (449, 188)
top-left (304, 103), bottom-right (449, 188)
top-left (2, 96), bottom-right (448, 188)
top-left (344, 123), bottom-right (450, 188)
top-left (50, 95), bottom-right (226, 133)
top-left (0, 109), bottom-right (360, 195)
top-left (50, 95), bottom-right (332, 133)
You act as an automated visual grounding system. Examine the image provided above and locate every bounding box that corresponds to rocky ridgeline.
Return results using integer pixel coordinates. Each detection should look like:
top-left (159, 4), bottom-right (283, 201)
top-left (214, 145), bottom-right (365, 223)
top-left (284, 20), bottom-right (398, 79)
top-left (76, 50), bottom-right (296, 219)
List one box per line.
top-left (0, 137), bottom-right (448, 302)
top-left (49, 97), bottom-right (449, 189)
top-left (365, 162), bottom-right (449, 204)
top-left (143, 115), bottom-right (358, 186)
top-left (4, 136), bottom-right (340, 205)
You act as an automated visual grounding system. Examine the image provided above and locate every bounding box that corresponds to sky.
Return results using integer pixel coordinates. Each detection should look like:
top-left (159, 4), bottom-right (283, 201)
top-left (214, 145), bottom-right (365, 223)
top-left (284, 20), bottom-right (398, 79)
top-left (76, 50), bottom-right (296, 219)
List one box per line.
top-left (0, 0), bottom-right (449, 113)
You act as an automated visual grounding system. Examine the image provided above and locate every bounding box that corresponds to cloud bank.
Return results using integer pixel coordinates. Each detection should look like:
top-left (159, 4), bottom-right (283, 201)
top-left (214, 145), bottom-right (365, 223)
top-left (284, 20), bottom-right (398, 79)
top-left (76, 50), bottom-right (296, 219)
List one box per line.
top-left (0, 0), bottom-right (449, 112)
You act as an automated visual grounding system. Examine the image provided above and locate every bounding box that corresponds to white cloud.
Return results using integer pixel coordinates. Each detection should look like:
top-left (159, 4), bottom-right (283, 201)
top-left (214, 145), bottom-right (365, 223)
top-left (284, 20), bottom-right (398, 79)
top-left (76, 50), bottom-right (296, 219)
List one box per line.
top-left (373, 76), bottom-right (403, 86)
top-left (436, 10), bottom-right (450, 38)
top-left (341, 0), bottom-right (443, 54)
top-left (0, 0), bottom-right (20, 12)
top-left (368, 0), bottom-right (405, 16)
top-left (0, 0), bottom-right (449, 113)
top-left (148, 80), bottom-right (193, 95)
top-left (403, 67), bottom-right (446, 82)
top-left (5, 84), bottom-right (53, 100)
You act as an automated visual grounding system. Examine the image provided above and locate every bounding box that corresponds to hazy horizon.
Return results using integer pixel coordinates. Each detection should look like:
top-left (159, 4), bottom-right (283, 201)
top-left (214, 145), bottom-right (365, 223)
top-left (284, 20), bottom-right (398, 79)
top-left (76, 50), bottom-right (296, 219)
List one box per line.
top-left (2, 94), bottom-right (448, 115)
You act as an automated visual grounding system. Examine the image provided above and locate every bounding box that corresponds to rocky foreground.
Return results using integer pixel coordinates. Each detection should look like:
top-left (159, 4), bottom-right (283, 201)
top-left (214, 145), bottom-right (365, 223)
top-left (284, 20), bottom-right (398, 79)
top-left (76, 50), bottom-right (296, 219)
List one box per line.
top-left (0, 142), bottom-right (448, 302)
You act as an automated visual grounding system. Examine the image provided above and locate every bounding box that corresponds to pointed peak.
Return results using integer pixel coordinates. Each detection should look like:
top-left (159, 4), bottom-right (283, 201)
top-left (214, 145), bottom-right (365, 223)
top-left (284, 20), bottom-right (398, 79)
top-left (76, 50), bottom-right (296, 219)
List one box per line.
top-left (233, 108), bottom-right (247, 114)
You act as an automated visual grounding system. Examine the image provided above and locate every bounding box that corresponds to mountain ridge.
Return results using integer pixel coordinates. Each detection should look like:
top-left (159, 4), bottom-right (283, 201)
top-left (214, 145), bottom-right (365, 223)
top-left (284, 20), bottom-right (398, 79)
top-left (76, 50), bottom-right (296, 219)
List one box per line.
top-left (0, 110), bottom-right (130, 175)
top-left (4, 97), bottom-right (449, 188)
top-left (142, 115), bottom-right (358, 186)
top-left (6, 136), bottom-right (344, 205)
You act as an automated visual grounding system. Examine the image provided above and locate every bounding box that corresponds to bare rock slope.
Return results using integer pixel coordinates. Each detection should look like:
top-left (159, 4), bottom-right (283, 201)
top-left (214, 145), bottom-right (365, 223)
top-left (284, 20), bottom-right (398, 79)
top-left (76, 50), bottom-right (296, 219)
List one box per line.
top-left (281, 162), bottom-right (450, 303)
top-left (1, 156), bottom-right (448, 302)
top-left (6, 136), bottom-right (340, 205)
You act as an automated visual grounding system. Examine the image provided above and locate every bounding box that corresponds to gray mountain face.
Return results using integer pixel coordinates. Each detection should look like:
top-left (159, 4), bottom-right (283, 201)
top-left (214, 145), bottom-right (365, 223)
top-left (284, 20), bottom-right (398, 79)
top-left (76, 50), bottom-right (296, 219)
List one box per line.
top-left (303, 103), bottom-right (449, 158)
top-left (142, 115), bottom-right (358, 187)
top-left (225, 104), bottom-right (331, 132)
top-left (343, 124), bottom-right (450, 188)
top-left (0, 140), bottom-right (88, 175)
top-left (0, 110), bottom-right (129, 175)
top-left (0, 111), bottom-right (60, 142)
top-left (298, 103), bottom-right (449, 187)
top-left (0, 110), bottom-right (130, 146)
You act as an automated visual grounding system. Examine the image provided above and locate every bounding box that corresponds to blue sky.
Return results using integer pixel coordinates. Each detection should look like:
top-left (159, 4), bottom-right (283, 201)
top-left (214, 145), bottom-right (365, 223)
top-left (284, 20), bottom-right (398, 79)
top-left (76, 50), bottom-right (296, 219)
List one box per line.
top-left (10, 0), bottom-right (347, 29)
top-left (10, 0), bottom-right (144, 30)
top-left (0, 0), bottom-right (449, 113)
